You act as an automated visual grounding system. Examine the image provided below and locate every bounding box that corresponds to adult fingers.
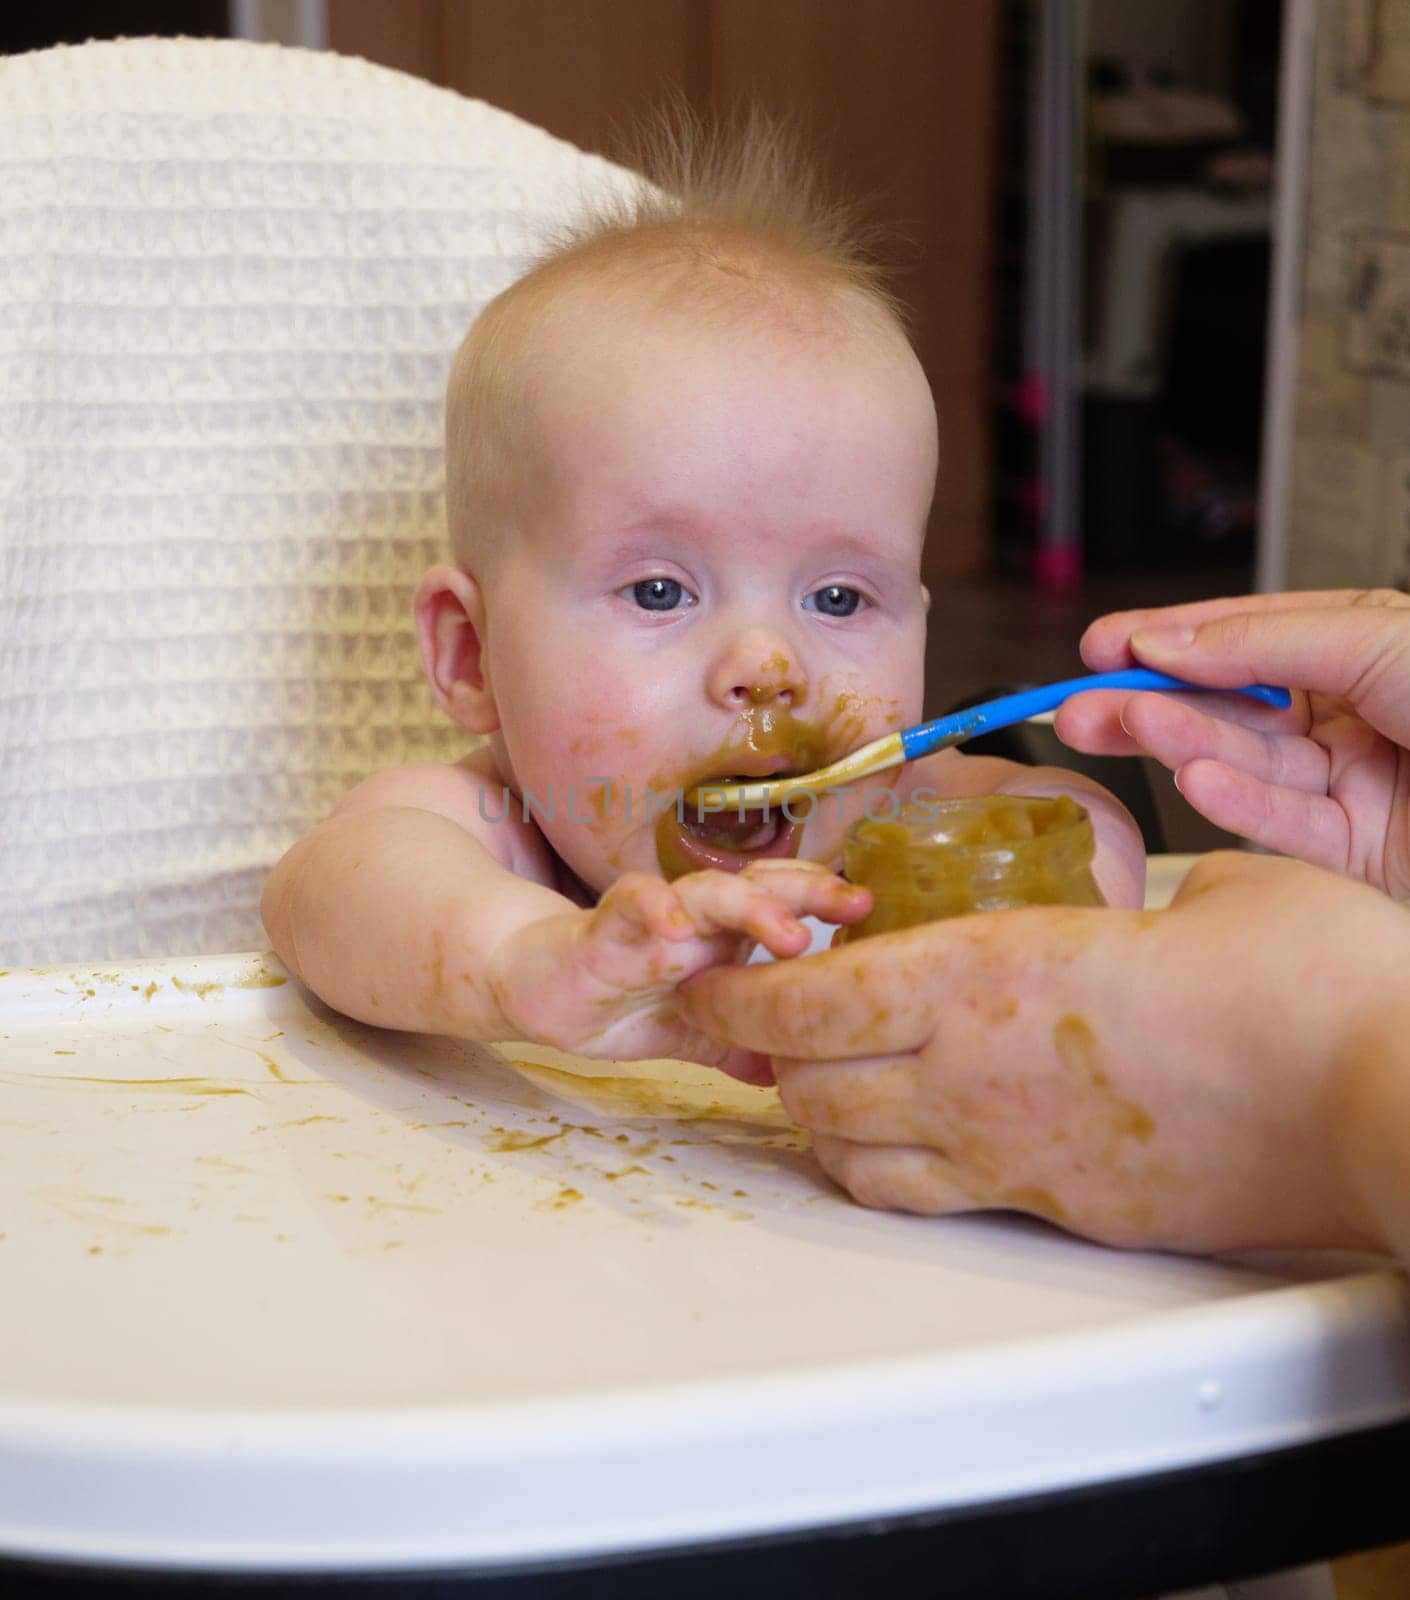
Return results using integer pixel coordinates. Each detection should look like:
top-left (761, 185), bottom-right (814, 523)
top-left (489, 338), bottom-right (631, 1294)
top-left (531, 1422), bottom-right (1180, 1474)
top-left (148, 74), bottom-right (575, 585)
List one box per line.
top-left (1053, 689), bottom-right (1147, 756)
top-left (679, 922), bottom-right (959, 1056)
top-left (1114, 692), bottom-right (1329, 792)
top-left (1125, 606), bottom-right (1410, 749)
top-left (680, 903), bottom-right (1130, 1058)
top-left (772, 1054), bottom-right (928, 1142)
top-left (811, 1135), bottom-right (985, 1216)
top-left (1054, 686), bottom-right (1306, 759)
top-left (1080, 589), bottom-right (1408, 671)
top-left (1173, 759), bottom-right (1352, 873)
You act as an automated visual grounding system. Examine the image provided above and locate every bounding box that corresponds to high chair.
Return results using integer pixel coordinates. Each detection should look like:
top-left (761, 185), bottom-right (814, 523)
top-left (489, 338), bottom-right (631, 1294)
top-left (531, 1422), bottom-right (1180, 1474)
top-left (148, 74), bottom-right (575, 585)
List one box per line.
top-left (0, 35), bottom-right (631, 965)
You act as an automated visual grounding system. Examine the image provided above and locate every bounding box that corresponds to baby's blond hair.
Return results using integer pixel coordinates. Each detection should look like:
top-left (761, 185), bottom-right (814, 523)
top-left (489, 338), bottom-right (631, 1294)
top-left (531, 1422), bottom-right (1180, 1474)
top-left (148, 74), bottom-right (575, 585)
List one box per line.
top-left (445, 104), bottom-right (907, 571)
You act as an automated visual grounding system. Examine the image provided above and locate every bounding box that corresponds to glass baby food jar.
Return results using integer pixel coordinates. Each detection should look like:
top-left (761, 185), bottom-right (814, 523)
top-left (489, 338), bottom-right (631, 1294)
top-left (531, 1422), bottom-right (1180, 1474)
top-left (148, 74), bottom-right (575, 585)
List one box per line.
top-left (838, 794), bottom-right (1105, 943)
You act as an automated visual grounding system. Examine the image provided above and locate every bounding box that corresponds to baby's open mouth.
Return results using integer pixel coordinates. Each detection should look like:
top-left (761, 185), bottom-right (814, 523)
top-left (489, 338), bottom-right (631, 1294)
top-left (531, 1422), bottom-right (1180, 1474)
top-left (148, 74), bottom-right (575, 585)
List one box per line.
top-left (687, 778), bottom-right (792, 849)
top-left (655, 761), bottom-right (807, 878)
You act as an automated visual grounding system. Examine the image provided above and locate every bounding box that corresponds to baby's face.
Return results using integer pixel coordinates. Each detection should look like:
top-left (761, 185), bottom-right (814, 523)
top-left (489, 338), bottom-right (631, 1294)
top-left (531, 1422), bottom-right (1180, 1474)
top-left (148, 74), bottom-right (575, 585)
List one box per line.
top-left (477, 294), bottom-right (936, 892)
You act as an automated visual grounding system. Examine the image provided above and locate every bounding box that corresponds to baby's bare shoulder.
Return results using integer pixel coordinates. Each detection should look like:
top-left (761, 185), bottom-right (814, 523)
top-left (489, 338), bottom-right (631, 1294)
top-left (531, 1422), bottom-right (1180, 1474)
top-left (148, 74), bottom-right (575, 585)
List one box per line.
top-left (331, 747), bottom-right (495, 826)
top-left (330, 750), bottom-right (557, 883)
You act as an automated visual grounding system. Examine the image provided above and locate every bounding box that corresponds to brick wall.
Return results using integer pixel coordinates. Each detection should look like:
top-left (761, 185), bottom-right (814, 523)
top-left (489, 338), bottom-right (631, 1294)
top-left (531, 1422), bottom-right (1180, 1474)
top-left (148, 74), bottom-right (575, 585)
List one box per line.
top-left (1287, 0), bottom-right (1410, 589)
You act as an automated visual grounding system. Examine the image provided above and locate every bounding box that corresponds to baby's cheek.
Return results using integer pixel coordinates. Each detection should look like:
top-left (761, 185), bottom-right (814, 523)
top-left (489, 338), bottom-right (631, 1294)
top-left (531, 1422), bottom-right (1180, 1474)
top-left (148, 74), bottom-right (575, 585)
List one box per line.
top-left (540, 767), bottom-right (675, 889)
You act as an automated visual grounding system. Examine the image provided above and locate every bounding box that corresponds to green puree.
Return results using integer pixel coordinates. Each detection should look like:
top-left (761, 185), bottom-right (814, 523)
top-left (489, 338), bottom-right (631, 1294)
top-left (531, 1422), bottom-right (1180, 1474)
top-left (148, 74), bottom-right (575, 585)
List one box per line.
top-left (839, 794), bottom-right (1105, 942)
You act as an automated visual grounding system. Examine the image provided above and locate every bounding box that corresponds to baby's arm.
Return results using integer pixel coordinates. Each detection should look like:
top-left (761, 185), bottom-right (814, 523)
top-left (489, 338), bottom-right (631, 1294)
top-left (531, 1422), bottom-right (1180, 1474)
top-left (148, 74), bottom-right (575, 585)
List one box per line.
top-left (261, 760), bottom-right (868, 1064)
top-left (908, 750), bottom-right (1146, 908)
top-left (260, 762), bottom-right (570, 1039)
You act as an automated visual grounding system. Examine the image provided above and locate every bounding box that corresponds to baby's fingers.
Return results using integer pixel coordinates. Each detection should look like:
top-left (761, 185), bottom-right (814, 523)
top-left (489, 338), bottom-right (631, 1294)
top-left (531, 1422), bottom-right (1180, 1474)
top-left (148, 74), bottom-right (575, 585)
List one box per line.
top-left (592, 872), bottom-right (693, 946)
top-left (1174, 759), bottom-right (1352, 873)
top-left (671, 872), bottom-right (810, 956)
top-left (739, 858), bottom-right (872, 925)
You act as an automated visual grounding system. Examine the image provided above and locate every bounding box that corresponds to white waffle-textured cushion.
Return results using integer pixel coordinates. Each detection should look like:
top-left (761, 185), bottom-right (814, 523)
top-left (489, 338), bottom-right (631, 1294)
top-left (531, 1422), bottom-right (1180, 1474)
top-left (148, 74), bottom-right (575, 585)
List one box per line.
top-left (0, 36), bottom-right (634, 964)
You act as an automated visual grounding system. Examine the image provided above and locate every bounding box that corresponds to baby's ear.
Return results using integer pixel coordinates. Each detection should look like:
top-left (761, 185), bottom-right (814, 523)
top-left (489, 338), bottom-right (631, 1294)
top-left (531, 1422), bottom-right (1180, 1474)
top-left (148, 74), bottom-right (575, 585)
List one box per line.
top-left (414, 564), bottom-right (500, 734)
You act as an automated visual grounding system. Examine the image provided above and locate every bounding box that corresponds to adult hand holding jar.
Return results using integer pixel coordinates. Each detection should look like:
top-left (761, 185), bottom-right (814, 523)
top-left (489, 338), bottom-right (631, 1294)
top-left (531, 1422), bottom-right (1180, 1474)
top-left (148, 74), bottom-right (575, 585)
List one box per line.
top-left (682, 590), bottom-right (1410, 1265)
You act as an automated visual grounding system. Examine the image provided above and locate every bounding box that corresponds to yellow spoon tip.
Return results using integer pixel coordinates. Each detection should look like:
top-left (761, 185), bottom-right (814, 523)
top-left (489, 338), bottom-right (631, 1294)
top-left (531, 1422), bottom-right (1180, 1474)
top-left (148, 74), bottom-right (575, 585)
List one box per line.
top-left (685, 731), bottom-right (907, 811)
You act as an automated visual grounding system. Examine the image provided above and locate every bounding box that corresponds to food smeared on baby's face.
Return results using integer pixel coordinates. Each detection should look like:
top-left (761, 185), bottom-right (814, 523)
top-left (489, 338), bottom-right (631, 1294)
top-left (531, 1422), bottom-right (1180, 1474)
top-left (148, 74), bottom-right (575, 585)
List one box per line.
top-left (469, 295), bottom-right (934, 893)
top-left (747, 657), bottom-right (792, 706)
top-left (653, 689), bottom-right (874, 879)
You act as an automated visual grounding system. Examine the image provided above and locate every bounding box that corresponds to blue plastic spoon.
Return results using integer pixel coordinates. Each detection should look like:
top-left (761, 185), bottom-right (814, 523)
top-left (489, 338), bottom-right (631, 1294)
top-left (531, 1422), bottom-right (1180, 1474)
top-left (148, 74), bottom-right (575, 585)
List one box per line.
top-left (689, 670), bottom-right (1292, 810)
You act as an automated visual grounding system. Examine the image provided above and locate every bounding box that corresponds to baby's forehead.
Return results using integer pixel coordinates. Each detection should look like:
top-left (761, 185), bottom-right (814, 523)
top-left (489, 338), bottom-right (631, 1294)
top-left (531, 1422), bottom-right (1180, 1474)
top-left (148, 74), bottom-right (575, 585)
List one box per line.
top-left (521, 301), bottom-right (912, 456)
top-left (453, 251), bottom-right (935, 523)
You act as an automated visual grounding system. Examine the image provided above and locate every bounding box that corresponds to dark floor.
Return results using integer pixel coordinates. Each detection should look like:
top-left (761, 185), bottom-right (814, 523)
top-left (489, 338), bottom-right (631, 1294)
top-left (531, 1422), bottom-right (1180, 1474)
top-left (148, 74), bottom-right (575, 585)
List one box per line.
top-left (923, 565), bottom-right (1257, 855)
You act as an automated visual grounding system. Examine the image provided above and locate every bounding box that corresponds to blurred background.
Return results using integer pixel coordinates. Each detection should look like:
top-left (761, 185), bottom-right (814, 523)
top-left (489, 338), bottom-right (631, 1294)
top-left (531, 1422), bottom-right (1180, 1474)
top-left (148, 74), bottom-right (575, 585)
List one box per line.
top-left (7, 0), bottom-right (1405, 847)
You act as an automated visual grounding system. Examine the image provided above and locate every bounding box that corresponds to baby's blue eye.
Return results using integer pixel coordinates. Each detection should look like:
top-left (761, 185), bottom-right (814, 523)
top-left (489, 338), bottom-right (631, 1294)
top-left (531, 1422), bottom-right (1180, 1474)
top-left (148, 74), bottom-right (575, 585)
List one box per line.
top-left (807, 585), bottom-right (863, 618)
top-left (631, 578), bottom-right (687, 611)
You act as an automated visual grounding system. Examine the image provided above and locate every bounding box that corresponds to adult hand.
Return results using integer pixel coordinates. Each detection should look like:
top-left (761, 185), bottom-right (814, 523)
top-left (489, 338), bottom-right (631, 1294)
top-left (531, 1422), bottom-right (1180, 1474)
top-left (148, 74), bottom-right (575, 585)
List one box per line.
top-left (681, 852), bottom-right (1410, 1255)
top-left (1055, 589), bottom-right (1410, 897)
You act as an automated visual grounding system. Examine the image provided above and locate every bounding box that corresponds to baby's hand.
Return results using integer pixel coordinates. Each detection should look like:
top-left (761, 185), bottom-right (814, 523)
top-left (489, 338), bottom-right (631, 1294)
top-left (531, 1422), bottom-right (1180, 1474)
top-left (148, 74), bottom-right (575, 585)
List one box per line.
top-left (486, 860), bottom-right (870, 1070)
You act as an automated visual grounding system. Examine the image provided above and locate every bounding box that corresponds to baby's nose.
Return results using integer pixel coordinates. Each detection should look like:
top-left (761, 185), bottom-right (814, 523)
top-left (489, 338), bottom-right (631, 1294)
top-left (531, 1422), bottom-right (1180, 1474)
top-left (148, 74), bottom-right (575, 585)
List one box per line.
top-left (709, 635), bottom-right (807, 709)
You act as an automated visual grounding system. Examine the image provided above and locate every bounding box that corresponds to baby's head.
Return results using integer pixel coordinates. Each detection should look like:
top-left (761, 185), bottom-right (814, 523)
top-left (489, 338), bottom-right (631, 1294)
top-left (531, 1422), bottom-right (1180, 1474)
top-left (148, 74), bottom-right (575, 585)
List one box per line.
top-left (418, 111), bottom-right (938, 893)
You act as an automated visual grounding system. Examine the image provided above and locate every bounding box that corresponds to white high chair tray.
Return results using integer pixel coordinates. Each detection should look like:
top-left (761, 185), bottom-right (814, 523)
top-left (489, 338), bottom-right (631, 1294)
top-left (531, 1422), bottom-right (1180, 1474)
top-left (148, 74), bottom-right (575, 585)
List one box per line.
top-left (1, 855), bottom-right (1408, 1575)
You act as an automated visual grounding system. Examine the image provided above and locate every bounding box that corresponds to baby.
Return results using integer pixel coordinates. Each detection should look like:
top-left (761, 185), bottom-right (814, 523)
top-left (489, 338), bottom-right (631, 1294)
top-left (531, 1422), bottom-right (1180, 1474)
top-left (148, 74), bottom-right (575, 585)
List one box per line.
top-left (261, 120), bottom-right (1145, 1077)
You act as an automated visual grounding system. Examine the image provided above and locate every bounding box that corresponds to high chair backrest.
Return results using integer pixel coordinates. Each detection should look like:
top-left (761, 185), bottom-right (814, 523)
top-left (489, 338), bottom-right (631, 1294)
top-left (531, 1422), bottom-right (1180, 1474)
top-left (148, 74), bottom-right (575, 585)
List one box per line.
top-left (0, 36), bottom-right (633, 965)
